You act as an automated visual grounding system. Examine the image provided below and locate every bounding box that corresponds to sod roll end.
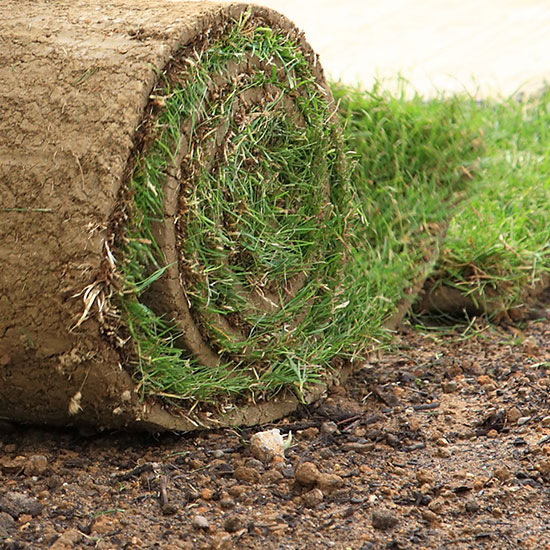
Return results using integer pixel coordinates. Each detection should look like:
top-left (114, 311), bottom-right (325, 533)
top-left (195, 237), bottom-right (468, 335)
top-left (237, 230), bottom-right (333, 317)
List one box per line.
top-left (0, 0), bottom-right (363, 430)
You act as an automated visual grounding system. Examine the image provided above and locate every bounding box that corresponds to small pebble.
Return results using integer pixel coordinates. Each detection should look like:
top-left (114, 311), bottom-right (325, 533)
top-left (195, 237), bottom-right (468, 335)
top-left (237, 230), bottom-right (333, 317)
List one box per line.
top-left (372, 508), bottom-right (399, 530)
top-left (0, 492), bottom-right (43, 519)
top-left (416, 470), bottom-right (434, 485)
top-left (507, 407), bottom-right (522, 423)
top-left (250, 429), bottom-right (285, 464)
top-left (228, 485), bottom-right (246, 498)
top-left (50, 529), bottom-right (81, 550)
top-left (517, 416), bottom-right (531, 426)
top-left (302, 488), bottom-right (324, 508)
top-left (219, 497), bottom-right (235, 510)
top-left (192, 515), bottom-right (210, 530)
top-left (465, 499), bottom-right (480, 513)
top-left (260, 469), bottom-right (284, 484)
top-left (435, 447), bottom-right (452, 458)
top-left (234, 466), bottom-right (260, 483)
top-left (535, 459), bottom-right (550, 475)
top-left (295, 462), bottom-right (320, 486)
top-left (321, 421), bottom-right (339, 437)
top-left (0, 511), bottom-right (15, 538)
top-left (317, 473), bottom-right (343, 494)
top-left (213, 449), bottom-right (225, 459)
top-left (494, 466), bottom-right (511, 482)
top-left (541, 416), bottom-right (550, 427)
top-left (24, 455), bottom-right (48, 476)
top-left (223, 515), bottom-right (241, 533)
top-left (244, 458), bottom-right (265, 472)
top-left (421, 509), bottom-right (438, 523)
top-left (442, 380), bottom-right (459, 393)
top-left (477, 375), bottom-right (494, 386)
top-left (301, 427), bottom-right (319, 440)
top-left (281, 466), bottom-right (295, 479)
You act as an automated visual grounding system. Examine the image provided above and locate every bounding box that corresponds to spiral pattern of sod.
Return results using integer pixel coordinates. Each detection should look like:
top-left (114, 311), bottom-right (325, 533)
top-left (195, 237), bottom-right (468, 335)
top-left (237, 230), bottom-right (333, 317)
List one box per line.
top-left (112, 14), bottom-right (372, 408)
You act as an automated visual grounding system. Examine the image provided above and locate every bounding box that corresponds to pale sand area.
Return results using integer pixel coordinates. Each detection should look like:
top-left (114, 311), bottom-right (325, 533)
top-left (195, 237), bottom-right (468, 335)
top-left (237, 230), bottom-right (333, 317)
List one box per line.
top-left (223, 0), bottom-right (550, 97)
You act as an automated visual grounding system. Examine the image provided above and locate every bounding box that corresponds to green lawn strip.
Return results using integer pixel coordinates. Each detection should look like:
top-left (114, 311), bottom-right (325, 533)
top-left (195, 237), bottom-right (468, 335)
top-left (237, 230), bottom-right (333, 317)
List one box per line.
top-left (424, 88), bottom-right (550, 317)
top-left (332, 82), bottom-right (480, 331)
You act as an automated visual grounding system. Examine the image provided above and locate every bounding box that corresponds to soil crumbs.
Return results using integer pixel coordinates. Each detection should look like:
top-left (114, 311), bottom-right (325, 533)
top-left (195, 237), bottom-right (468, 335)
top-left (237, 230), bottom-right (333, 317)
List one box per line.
top-left (3, 302), bottom-right (550, 549)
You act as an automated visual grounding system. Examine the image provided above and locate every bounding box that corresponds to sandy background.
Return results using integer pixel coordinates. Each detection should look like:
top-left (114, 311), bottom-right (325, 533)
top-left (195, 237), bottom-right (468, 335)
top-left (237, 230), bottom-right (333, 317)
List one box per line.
top-left (218, 0), bottom-right (550, 97)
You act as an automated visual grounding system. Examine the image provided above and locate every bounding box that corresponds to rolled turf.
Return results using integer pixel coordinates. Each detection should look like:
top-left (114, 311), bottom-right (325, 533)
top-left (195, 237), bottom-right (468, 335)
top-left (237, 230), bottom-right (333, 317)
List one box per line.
top-left (0, 1), bottom-right (471, 430)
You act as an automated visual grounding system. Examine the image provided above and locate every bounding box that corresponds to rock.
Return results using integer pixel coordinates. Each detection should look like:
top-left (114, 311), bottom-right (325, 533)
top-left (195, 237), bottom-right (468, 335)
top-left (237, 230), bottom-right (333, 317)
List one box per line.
top-left (523, 336), bottom-right (539, 354)
top-left (435, 447), bottom-right (452, 458)
top-left (494, 466), bottom-right (511, 481)
top-left (0, 511), bottom-right (15, 538)
top-left (260, 469), bottom-right (284, 484)
top-left (0, 456), bottom-right (26, 474)
top-left (320, 421), bottom-right (339, 437)
top-left (244, 458), bottom-right (265, 472)
top-left (228, 485), bottom-right (246, 498)
top-left (281, 466), bottom-right (295, 479)
top-left (249, 429), bottom-right (285, 464)
top-left (416, 470), bottom-right (435, 485)
top-left (421, 509), bottom-right (438, 523)
top-left (0, 492), bottom-right (43, 519)
top-left (517, 416), bottom-right (531, 426)
top-left (372, 508), bottom-right (399, 530)
top-left (219, 496), bottom-right (235, 510)
top-left (91, 515), bottom-right (119, 535)
top-left (442, 380), bottom-right (459, 393)
top-left (477, 375), bottom-right (495, 386)
top-left (301, 427), bottom-right (319, 440)
top-left (211, 534), bottom-right (233, 550)
top-left (223, 515), bottom-right (241, 533)
top-left (213, 449), bottom-right (225, 459)
top-left (465, 499), bottom-right (480, 513)
top-left (302, 488), bottom-right (324, 508)
top-left (24, 455), bottom-right (49, 476)
top-left (201, 488), bottom-right (215, 500)
top-left (507, 407), bottom-right (522, 423)
top-left (316, 473), bottom-right (343, 494)
top-left (50, 529), bottom-right (82, 550)
top-left (542, 416), bottom-right (550, 427)
top-left (535, 459), bottom-right (550, 476)
top-left (192, 515), bottom-right (210, 530)
top-left (234, 466), bottom-right (260, 483)
top-left (295, 462), bottom-right (320, 486)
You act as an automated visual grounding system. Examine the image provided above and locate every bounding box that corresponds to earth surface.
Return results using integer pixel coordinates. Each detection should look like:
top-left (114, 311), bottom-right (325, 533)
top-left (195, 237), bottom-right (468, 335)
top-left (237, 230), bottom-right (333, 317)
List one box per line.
top-left (2, 292), bottom-right (550, 550)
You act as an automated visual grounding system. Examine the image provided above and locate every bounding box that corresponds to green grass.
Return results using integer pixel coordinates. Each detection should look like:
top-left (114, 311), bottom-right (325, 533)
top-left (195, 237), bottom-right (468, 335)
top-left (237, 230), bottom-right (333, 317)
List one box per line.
top-left (114, 14), bottom-right (355, 404)
top-left (333, 82), bottom-right (480, 329)
top-left (109, 16), bottom-right (487, 410)
top-left (425, 88), bottom-right (550, 315)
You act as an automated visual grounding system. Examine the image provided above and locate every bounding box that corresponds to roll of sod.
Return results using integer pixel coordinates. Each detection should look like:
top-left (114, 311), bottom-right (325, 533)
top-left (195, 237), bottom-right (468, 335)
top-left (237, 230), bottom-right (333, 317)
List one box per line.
top-left (0, 1), bottom-right (463, 431)
top-left (0, 0), bottom-right (360, 430)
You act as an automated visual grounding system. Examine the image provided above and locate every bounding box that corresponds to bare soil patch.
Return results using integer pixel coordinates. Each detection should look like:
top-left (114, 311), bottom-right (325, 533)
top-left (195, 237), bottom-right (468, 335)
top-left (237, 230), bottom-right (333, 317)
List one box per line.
top-left (2, 293), bottom-right (550, 549)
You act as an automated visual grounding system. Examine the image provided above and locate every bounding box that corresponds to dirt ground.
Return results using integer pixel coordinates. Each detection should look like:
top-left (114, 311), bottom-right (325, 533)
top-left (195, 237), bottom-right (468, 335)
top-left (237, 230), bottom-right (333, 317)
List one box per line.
top-left (2, 290), bottom-right (550, 550)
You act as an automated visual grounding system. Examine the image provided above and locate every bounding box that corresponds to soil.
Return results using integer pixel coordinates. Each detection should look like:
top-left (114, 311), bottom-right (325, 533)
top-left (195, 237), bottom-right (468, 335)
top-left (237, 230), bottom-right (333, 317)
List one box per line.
top-left (2, 294), bottom-right (550, 550)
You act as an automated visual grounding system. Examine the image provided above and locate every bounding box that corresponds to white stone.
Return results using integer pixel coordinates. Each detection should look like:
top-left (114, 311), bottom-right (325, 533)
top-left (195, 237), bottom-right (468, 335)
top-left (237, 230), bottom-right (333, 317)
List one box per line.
top-left (250, 429), bottom-right (285, 463)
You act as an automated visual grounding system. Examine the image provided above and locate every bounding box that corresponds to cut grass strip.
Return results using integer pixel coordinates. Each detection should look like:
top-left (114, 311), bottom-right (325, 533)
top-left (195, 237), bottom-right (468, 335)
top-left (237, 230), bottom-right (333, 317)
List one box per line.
top-left (420, 88), bottom-right (550, 318)
top-left (333, 81), bottom-right (481, 330)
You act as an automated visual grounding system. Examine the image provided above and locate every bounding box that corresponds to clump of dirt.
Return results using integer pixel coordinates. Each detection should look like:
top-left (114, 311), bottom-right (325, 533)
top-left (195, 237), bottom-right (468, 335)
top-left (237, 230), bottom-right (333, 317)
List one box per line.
top-left (2, 295), bottom-right (550, 549)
